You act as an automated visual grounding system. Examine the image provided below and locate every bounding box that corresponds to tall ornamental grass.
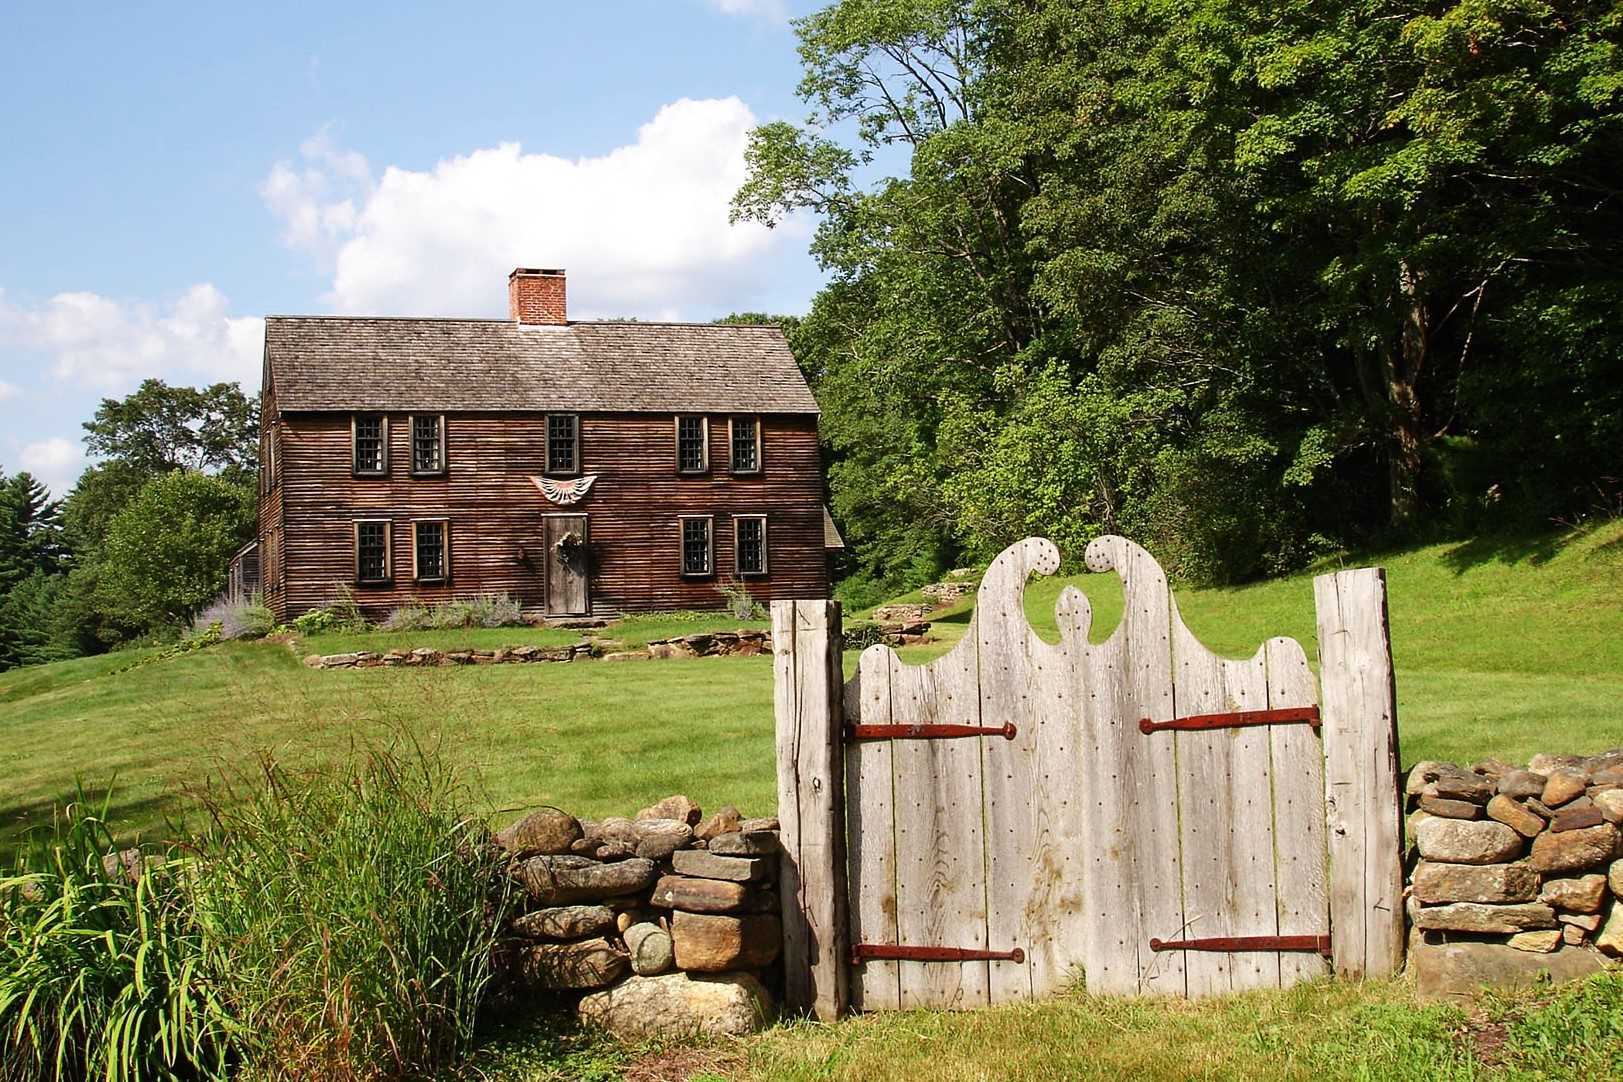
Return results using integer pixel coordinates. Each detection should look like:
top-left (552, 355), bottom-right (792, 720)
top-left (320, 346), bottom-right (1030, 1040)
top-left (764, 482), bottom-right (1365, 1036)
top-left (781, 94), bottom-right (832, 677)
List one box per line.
top-left (189, 743), bottom-right (510, 1080)
top-left (0, 794), bottom-right (233, 1082)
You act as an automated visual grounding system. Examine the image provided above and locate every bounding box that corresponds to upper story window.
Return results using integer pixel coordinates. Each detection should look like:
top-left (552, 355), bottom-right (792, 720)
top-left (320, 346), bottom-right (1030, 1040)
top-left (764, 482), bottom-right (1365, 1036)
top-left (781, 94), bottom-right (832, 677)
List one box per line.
top-left (547, 414), bottom-right (579, 475)
top-left (729, 416), bottom-right (760, 474)
top-left (734, 515), bottom-right (768, 575)
top-left (413, 519), bottom-right (449, 582)
top-left (676, 415), bottom-right (708, 474)
top-left (411, 415), bottom-right (445, 475)
top-left (355, 519), bottom-right (392, 584)
top-left (680, 515), bottom-right (713, 576)
top-left (353, 415), bottom-right (388, 476)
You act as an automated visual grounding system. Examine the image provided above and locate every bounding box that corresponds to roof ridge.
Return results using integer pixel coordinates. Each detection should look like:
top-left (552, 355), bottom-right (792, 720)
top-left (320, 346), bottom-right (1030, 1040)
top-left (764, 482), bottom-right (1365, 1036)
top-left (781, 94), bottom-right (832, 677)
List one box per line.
top-left (264, 315), bottom-right (788, 329)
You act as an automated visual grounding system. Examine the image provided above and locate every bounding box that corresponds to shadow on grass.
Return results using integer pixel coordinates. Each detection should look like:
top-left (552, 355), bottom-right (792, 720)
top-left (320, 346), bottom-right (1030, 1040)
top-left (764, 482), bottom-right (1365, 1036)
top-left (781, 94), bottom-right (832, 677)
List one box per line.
top-left (0, 788), bottom-right (182, 862)
top-left (1438, 527), bottom-right (1571, 574)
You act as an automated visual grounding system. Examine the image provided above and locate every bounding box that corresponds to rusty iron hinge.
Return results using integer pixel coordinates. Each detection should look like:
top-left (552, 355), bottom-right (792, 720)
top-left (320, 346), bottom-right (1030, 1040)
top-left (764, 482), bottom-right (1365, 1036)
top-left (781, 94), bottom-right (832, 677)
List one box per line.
top-left (844, 722), bottom-right (1017, 742)
top-left (1150, 934), bottom-right (1331, 958)
top-left (1138, 706), bottom-right (1321, 735)
top-left (851, 943), bottom-right (1025, 965)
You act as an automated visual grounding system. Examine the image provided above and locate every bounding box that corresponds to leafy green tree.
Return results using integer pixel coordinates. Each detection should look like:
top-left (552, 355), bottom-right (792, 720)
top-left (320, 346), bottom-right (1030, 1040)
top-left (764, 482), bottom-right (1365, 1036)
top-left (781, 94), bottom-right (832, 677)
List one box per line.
top-left (82, 378), bottom-right (258, 480)
top-left (95, 471), bottom-right (256, 633)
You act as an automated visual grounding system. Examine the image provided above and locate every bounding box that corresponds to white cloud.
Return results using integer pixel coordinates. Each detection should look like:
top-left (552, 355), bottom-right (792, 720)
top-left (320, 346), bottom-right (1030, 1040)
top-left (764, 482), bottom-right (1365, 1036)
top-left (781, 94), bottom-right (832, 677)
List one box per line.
top-left (705, 0), bottom-right (790, 19)
top-left (0, 284), bottom-right (263, 393)
top-left (20, 436), bottom-right (85, 497)
top-left (262, 97), bottom-right (803, 319)
top-left (0, 381), bottom-right (15, 402)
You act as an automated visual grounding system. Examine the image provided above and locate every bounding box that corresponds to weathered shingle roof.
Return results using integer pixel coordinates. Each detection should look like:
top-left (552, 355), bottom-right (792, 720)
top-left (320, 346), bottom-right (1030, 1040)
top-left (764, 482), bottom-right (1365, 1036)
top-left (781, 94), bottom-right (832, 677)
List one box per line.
top-left (264, 317), bottom-right (819, 414)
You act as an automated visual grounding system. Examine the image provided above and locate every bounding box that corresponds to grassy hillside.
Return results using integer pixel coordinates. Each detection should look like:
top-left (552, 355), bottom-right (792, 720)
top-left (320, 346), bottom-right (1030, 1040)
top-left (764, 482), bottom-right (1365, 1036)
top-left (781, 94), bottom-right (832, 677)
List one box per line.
top-left (2, 522), bottom-right (1620, 853)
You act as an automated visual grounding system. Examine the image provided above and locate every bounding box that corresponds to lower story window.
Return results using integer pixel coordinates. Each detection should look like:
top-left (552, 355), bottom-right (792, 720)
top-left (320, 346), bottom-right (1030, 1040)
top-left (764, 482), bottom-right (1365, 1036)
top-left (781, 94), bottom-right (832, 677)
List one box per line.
top-left (680, 516), bottom-right (712, 576)
top-left (414, 519), bottom-right (448, 582)
top-left (734, 515), bottom-right (767, 575)
top-left (355, 520), bottom-right (391, 584)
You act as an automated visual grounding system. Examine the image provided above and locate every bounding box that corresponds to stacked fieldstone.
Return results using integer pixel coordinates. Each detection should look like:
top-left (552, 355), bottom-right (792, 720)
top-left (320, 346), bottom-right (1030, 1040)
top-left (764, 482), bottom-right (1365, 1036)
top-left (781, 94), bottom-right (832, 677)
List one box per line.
top-left (305, 642), bottom-right (595, 669)
top-left (1406, 751), bottom-right (1623, 995)
top-left (494, 795), bottom-right (783, 1038)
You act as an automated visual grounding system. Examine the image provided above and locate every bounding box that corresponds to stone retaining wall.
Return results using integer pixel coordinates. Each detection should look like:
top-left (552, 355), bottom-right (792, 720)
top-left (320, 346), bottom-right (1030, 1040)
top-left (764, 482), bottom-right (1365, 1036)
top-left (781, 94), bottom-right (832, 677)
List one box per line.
top-left (493, 796), bottom-right (784, 1038)
top-left (1406, 750), bottom-right (1623, 997)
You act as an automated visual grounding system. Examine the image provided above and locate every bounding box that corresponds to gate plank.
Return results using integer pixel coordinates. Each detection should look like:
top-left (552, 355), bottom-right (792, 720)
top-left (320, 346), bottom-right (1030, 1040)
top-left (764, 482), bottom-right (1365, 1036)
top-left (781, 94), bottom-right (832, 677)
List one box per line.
top-left (771, 600), bottom-right (849, 1020)
top-left (979, 539), bottom-right (1064, 1003)
top-left (890, 640), bottom-right (991, 1009)
top-left (845, 646), bottom-right (900, 1010)
top-left (1026, 585), bottom-right (1092, 996)
top-left (1265, 636), bottom-right (1331, 986)
top-left (1314, 568), bottom-right (1404, 979)
top-left (1218, 647), bottom-right (1277, 992)
top-left (1083, 536), bottom-right (1185, 996)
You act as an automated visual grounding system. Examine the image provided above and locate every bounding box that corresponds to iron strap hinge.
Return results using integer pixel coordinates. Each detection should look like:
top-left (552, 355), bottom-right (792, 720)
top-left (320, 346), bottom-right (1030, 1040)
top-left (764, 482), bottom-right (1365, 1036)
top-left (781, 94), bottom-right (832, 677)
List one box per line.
top-left (1138, 706), bottom-right (1321, 735)
top-left (844, 722), bottom-right (1017, 742)
top-left (851, 944), bottom-right (1025, 965)
top-left (1150, 934), bottom-right (1332, 958)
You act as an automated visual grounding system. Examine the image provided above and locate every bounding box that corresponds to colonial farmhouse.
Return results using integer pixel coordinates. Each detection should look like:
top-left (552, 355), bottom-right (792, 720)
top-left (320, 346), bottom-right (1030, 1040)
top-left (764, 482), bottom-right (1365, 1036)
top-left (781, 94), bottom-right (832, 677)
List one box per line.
top-left (251, 267), bottom-right (840, 623)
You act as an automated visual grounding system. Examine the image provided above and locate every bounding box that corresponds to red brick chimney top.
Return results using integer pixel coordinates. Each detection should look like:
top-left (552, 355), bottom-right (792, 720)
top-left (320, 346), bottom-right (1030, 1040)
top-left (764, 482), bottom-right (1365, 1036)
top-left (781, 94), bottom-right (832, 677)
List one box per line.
top-left (508, 268), bottom-right (566, 325)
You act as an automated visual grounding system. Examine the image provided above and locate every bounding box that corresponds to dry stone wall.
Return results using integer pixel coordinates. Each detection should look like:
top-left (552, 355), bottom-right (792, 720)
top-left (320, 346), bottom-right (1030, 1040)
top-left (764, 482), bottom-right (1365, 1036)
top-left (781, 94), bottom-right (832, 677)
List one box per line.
top-left (1405, 750), bottom-right (1623, 997)
top-left (493, 796), bottom-right (784, 1038)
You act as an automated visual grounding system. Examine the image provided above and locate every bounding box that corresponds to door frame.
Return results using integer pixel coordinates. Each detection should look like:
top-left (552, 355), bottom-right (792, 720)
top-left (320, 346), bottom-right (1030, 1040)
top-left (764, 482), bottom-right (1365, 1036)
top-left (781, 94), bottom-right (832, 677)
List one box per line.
top-left (541, 512), bottom-right (591, 616)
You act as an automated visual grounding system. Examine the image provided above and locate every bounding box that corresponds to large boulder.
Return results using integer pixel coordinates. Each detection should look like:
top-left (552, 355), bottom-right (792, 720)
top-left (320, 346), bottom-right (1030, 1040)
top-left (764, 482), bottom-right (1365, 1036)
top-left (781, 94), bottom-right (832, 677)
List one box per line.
top-left (1414, 817), bottom-right (1522, 865)
top-left (671, 911), bottom-right (782, 972)
top-left (513, 856), bottom-right (657, 906)
top-left (623, 922), bottom-right (676, 976)
top-left (1529, 822), bottom-right (1619, 874)
top-left (650, 875), bottom-right (749, 913)
top-left (1412, 862), bottom-right (1538, 905)
top-left (671, 849), bottom-right (769, 883)
top-left (1485, 795), bottom-right (1545, 839)
top-left (496, 807), bottom-right (583, 857)
top-left (637, 795), bottom-right (702, 826)
top-left (577, 972), bottom-right (774, 1039)
top-left (1411, 934), bottom-right (1609, 1000)
top-left (632, 818), bottom-right (695, 860)
top-left (708, 830), bottom-right (780, 857)
top-left (1539, 874), bottom-right (1608, 914)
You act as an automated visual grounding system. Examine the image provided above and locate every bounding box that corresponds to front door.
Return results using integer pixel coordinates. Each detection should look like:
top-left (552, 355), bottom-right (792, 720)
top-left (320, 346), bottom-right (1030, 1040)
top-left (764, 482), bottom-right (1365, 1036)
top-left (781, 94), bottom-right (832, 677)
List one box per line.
top-left (543, 514), bottom-right (589, 616)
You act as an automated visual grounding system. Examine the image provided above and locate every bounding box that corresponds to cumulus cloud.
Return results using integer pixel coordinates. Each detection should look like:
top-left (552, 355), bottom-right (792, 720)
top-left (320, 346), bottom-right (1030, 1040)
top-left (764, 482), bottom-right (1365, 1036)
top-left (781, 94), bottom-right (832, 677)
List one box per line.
top-left (262, 97), bottom-right (801, 320)
top-left (0, 381), bottom-right (15, 402)
top-left (0, 284), bottom-right (262, 393)
top-left (20, 437), bottom-right (85, 497)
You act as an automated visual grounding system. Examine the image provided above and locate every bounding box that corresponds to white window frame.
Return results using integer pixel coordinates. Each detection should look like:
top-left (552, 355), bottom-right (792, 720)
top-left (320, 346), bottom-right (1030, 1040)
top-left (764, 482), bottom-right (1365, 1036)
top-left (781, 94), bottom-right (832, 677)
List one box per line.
top-left (352, 414), bottom-right (389, 477)
top-left (675, 414), bottom-right (709, 474)
top-left (354, 518), bottom-right (393, 584)
top-left (409, 414), bottom-right (447, 476)
top-left (733, 514), bottom-right (769, 576)
top-left (412, 518), bottom-right (450, 583)
top-left (728, 415), bottom-right (762, 475)
top-left (678, 514), bottom-right (714, 577)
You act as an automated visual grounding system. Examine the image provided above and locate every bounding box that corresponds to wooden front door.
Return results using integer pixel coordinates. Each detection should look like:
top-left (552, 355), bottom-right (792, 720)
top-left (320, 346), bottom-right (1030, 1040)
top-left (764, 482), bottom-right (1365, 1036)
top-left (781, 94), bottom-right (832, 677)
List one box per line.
top-left (543, 514), bottom-right (589, 616)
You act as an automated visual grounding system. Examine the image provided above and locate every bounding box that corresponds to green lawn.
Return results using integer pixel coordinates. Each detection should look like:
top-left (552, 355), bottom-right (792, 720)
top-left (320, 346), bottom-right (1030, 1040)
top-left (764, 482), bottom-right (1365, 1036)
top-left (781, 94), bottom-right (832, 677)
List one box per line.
top-left (3, 522), bottom-right (1621, 853)
top-left (301, 610), bottom-right (772, 656)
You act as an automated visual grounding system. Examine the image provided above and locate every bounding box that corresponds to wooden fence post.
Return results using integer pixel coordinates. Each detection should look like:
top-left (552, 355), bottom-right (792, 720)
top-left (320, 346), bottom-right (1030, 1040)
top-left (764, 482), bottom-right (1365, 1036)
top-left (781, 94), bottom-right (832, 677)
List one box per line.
top-left (1314, 567), bottom-right (1404, 979)
top-left (772, 599), bottom-right (849, 1020)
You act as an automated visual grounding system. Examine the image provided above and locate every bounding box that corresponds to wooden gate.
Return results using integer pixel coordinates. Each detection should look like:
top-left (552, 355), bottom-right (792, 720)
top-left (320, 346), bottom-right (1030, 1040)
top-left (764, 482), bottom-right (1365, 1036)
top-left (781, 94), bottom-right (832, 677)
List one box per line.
top-left (773, 535), bottom-right (1403, 1019)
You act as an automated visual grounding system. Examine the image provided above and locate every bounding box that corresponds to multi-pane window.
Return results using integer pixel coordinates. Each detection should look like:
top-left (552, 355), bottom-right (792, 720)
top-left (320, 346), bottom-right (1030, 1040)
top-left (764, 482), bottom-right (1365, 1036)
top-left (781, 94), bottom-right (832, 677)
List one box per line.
top-left (414, 520), bottom-right (448, 581)
top-left (676, 415), bottom-right (707, 473)
top-left (730, 416), bottom-right (760, 473)
top-left (411, 415), bottom-right (444, 474)
top-left (680, 516), bottom-right (712, 575)
top-left (353, 415), bottom-right (387, 475)
top-left (735, 516), bottom-right (767, 575)
top-left (355, 520), bottom-right (391, 583)
top-left (547, 414), bottom-right (579, 474)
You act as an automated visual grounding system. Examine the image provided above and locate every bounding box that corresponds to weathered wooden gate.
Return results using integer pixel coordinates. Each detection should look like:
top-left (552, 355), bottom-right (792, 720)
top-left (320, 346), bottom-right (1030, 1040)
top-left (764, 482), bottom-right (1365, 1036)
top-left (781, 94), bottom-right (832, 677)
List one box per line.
top-left (773, 535), bottom-right (1403, 1019)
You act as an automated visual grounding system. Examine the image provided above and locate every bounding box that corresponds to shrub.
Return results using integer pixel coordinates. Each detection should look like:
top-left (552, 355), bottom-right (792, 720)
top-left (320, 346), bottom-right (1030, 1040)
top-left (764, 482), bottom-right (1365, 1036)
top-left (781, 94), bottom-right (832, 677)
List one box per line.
top-left (291, 586), bottom-right (367, 637)
top-left (718, 576), bottom-right (764, 621)
top-left (842, 621), bottom-right (888, 651)
top-left (382, 594), bottom-right (525, 632)
top-left (189, 743), bottom-right (509, 1080)
top-left (0, 792), bottom-right (233, 1081)
top-left (190, 593), bottom-right (274, 641)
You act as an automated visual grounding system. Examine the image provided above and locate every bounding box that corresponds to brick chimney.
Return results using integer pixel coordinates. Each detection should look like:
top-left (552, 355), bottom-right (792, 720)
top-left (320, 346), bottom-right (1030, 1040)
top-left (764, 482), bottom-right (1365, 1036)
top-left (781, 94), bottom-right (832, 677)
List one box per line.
top-left (508, 268), bottom-right (567, 325)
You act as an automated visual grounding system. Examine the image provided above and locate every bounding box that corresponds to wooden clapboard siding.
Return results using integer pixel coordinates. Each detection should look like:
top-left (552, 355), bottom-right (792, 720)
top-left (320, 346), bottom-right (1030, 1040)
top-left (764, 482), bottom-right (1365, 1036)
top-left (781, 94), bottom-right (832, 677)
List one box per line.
top-left (264, 410), bottom-right (829, 621)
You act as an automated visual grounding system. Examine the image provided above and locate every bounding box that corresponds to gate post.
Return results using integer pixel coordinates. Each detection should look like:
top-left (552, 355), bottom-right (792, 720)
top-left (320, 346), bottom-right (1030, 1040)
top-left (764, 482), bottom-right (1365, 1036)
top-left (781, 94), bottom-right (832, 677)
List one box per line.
top-left (771, 599), bottom-right (849, 1020)
top-left (1314, 567), bottom-right (1405, 979)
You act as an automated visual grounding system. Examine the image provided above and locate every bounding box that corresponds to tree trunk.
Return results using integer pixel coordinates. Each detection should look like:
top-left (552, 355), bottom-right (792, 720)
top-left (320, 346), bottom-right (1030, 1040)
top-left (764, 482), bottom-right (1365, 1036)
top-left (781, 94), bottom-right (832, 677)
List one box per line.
top-left (1362, 263), bottom-right (1430, 527)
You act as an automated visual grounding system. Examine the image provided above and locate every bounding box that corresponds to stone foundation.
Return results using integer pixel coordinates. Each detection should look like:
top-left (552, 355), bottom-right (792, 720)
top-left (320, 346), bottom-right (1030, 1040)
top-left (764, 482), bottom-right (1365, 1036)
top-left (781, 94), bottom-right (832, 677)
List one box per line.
top-left (493, 796), bottom-right (784, 1038)
top-left (1405, 751), bottom-right (1623, 998)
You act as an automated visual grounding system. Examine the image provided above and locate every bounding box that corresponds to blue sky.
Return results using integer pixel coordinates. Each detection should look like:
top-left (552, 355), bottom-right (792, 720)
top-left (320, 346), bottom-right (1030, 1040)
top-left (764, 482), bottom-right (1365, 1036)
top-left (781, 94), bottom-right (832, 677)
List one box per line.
top-left (0, 0), bottom-right (836, 495)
